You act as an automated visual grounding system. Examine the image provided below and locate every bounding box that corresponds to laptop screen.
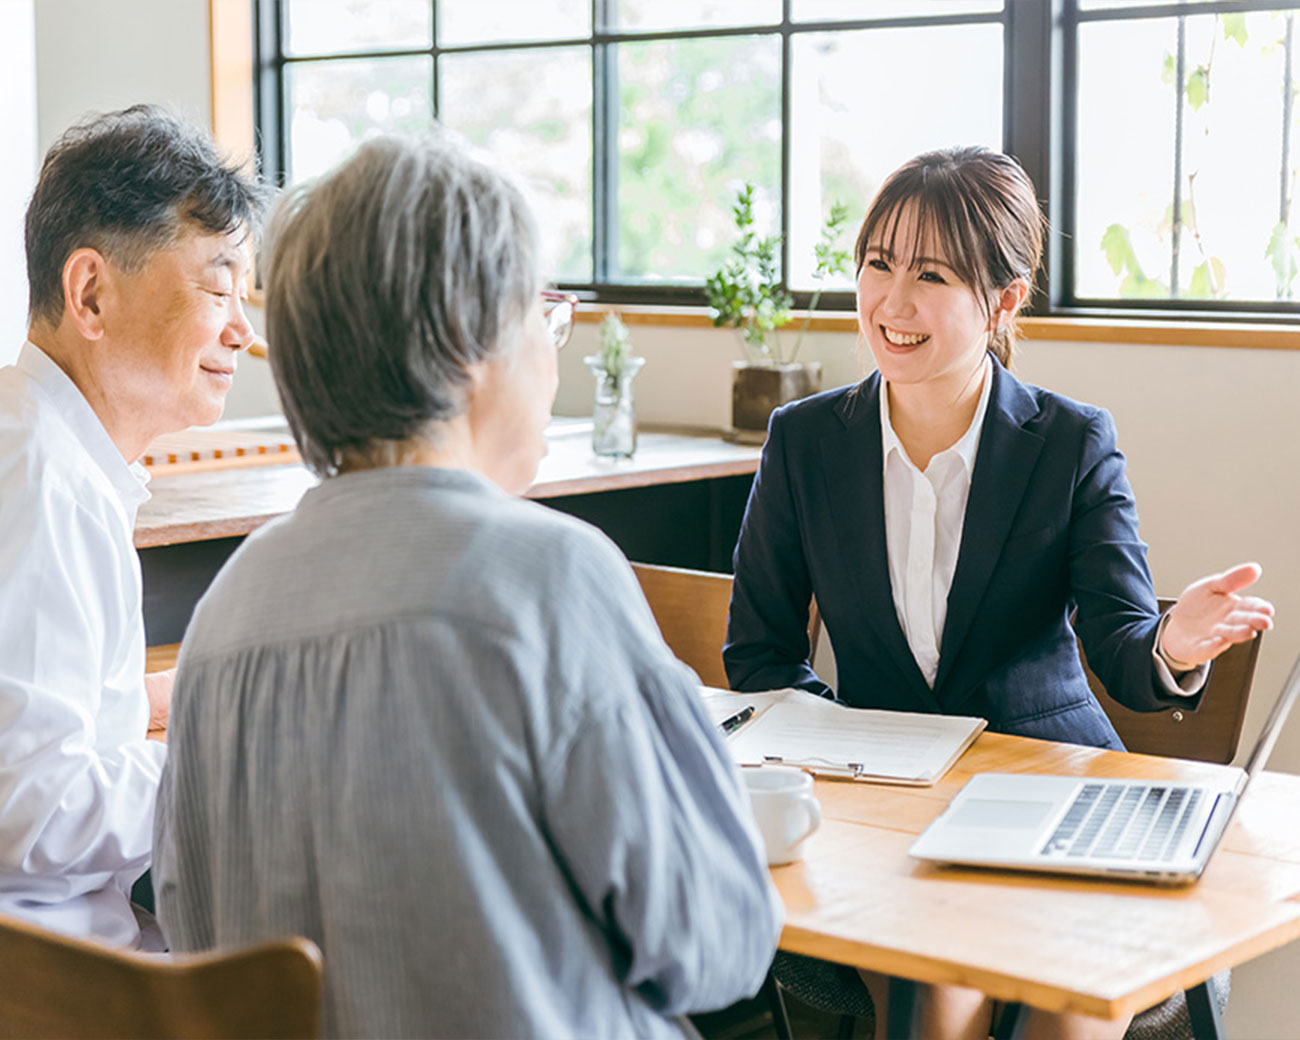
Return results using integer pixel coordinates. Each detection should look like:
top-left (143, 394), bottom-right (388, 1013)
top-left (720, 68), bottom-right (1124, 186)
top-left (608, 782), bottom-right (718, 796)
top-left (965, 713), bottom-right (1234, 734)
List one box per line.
top-left (1241, 648), bottom-right (1300, 783)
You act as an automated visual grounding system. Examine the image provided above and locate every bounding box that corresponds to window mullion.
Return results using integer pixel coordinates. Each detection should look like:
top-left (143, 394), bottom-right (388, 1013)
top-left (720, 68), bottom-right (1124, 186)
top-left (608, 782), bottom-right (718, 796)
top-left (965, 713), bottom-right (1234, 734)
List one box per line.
top-left (1006, 0), bottom-right (1062, 314)
top-left (257, 0), bottom-right (286, 186)
top-left (430, 0), bottom-right (439, 117)
top-left (592, 0), bottom-right (617, 285)
top-left (779, 0), bottom-right (792, 293)
top-left (1170, 15), bottom-right (1187, 298)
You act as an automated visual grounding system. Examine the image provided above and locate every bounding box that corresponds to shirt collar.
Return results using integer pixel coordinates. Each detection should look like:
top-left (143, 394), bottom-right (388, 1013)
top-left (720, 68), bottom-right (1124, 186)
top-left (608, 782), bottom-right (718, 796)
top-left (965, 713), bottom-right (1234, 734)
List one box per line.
top-left (18, 341), bottom-right (151, 507)
top-left (880, 352), bottom-right (994, 477)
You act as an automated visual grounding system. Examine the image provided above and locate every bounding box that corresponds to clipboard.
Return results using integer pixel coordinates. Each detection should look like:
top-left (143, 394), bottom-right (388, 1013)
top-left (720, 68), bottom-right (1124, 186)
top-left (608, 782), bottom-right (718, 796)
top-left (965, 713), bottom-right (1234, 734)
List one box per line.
top-left (703, 688), bottom-right (985, 786)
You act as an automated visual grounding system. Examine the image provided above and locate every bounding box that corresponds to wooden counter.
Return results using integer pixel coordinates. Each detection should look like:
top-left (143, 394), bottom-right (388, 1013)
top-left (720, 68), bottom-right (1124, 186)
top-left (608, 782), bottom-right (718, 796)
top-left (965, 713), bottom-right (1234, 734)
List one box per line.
top-left (135, 419), bottom-right (761, 549)
top-left (135, 419), bottom-right (762, 645)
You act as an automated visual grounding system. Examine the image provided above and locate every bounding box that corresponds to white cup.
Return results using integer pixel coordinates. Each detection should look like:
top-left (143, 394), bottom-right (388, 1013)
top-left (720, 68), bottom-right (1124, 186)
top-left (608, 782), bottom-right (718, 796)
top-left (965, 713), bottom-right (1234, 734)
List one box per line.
top-left (743, 766), bottom-right (822, 866)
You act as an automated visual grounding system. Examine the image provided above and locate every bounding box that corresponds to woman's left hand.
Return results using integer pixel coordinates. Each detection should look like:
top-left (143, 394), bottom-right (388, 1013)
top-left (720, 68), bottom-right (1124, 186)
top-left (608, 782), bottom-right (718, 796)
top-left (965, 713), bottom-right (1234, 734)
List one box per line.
top-left (1160, 562), bottom-right (1275, 668)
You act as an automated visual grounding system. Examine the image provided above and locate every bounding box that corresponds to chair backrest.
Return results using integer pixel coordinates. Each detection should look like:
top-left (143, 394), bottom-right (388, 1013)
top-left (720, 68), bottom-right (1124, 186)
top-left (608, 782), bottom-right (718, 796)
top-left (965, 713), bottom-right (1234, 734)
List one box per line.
top-left (1078, 598), bottom-right (1261, 764)
top-left (0, 913), bottom-right (322, 1039)
top-left (632, 562), bottom-right (734, 687)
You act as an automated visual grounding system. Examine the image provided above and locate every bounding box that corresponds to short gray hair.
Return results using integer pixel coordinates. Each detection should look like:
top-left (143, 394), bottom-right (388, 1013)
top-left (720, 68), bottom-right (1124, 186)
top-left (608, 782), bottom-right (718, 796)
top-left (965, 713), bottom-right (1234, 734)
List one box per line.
top-left (265, 130), bottom-right (541, 476)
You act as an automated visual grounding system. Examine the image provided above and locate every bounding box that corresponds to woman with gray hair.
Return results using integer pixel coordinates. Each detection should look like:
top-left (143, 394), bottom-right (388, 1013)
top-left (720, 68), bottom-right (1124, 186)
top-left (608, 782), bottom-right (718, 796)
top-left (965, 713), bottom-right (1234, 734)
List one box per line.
top-left (152, 131), bottom-right (782, 1039)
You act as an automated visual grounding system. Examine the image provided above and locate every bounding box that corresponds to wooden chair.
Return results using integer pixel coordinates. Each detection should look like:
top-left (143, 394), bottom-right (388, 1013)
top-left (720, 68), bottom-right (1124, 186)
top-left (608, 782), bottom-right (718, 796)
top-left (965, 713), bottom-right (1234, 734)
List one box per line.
top-left (631, 562), bottom-right (736, 688)
top-left (0, 913), bottom-right (322, 1039)
top-left (1079, 598), bottom-right (1261, 764)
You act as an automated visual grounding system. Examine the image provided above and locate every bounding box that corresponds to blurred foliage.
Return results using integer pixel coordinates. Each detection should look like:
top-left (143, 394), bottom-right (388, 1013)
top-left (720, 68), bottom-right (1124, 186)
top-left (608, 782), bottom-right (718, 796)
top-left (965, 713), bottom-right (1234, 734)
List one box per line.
top-left (616, 35), bottom-right (781, 282)
top-left (1111, 9), bottom-right (1300, 303)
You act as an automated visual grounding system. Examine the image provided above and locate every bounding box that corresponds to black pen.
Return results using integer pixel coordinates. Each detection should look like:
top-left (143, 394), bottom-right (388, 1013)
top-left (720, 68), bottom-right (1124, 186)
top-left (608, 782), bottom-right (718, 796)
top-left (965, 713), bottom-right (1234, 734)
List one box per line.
top-left (719, 705), bottom-right (755, 735)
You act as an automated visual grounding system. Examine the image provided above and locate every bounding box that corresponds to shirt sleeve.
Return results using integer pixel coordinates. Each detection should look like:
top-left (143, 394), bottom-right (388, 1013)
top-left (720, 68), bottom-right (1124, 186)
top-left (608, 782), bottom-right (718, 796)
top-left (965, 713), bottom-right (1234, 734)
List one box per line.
top-left (0, 477), bottom-right (165, 883)
top-left (1068, 410), bottom-right (1207, 713)
top-left (724, 410), bottom-right (831, 696)
top-left (1152, 612), bottom-right (1210, 696)
top-left (539, 539), bottom-right (783, 1017)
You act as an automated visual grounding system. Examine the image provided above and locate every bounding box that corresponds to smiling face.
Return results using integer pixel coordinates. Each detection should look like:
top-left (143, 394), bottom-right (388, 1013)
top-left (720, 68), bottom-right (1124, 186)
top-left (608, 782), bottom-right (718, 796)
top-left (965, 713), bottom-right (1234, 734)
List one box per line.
top-left (856, 203), bottom-right (998, 392)
top-left (97, 225), bottom-right (255, 439)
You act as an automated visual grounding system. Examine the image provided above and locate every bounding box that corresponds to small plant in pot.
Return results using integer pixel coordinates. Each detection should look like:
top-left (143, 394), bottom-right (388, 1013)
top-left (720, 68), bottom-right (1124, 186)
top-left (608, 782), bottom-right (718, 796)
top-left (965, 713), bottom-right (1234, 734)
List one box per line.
top-left (704, 184), bottom-right (852, 443)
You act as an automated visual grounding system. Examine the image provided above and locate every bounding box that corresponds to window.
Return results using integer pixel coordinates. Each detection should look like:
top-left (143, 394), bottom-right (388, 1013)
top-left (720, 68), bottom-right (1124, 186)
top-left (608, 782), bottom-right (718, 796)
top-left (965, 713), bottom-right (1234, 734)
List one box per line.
top-left (254, 0), bottom-right (1005, 304)
top-left (1070, 1), bottom-right (1300, 313)
top-left (250, 0), bottom-right (1300, 319)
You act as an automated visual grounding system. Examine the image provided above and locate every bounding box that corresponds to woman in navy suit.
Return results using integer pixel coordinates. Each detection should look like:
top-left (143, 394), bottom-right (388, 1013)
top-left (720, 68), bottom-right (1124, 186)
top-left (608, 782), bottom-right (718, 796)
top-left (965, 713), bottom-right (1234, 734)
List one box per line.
top-left (724, 146), bottom-right (1273, 1039)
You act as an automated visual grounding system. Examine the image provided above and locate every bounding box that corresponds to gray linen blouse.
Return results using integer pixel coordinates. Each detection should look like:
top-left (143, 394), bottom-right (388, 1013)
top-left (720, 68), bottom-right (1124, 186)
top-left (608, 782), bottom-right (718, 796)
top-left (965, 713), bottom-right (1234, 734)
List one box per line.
top-left (153, 466), bottom-right (782, 1039)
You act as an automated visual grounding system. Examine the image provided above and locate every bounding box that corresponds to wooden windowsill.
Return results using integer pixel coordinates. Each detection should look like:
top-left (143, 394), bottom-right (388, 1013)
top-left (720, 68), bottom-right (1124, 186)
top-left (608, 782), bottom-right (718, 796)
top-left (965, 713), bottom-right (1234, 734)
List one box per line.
top-left (572, 304), bottom-right (1300, 350)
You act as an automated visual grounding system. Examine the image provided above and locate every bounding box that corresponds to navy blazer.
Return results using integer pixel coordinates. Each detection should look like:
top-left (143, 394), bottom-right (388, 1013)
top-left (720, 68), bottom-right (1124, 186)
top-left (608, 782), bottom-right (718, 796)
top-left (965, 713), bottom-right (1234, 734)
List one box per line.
top-left (723, 358), bottom-right (1202, 749)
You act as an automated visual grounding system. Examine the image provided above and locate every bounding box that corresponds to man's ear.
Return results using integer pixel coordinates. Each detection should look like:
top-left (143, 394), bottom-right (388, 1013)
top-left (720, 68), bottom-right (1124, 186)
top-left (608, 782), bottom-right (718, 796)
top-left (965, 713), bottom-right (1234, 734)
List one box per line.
top-left (989, 277), bottom-right (1031, 332)
top-left (61, 248), bottom-right (110, 341)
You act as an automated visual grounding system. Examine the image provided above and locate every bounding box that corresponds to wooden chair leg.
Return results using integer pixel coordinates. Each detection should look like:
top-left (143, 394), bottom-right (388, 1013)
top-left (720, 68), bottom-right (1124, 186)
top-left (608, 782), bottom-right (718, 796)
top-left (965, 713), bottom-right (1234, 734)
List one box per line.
top-left (886, 977), bottom-right (922, 1040)
top-left (761, 968), bottom-right (793, 1040)
top-left (1185, 978), bottom-right (1225, 1040)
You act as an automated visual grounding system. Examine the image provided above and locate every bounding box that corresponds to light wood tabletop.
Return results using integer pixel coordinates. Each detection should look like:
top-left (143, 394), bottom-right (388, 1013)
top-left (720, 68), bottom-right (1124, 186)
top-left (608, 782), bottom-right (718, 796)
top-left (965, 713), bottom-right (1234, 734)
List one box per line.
top-left (770, 732), bottom-right (1300, 1022)
top-left (134, 418), bottom-right (761, 548)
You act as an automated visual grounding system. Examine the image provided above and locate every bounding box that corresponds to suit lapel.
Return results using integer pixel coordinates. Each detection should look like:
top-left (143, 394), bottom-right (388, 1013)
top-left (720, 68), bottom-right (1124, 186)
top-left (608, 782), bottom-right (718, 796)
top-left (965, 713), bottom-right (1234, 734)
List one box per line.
top-left (934, 362), bottom-right (1045, 695)
top-left (822, 376), bottom-right (939, 710)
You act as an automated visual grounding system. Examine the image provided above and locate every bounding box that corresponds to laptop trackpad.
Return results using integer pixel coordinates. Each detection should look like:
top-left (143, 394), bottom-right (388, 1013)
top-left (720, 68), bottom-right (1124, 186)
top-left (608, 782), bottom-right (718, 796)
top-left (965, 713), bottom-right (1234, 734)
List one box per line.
top-left (950, 798), bottom-right (1055, 829)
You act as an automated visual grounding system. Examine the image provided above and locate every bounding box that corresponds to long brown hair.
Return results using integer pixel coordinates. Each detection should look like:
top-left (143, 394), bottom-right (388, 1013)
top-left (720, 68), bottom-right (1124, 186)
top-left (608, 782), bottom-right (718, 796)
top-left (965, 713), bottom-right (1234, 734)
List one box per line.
top-left (854, 146), bottom-right (1044, 367)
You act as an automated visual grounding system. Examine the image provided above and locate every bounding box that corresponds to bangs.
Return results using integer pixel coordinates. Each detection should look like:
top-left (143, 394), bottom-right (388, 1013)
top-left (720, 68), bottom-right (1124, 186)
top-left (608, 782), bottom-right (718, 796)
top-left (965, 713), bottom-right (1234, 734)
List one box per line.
top-left (861, 186), bottom-right (991, 302)
top-left (855, 159), bottom-right (1007, 320)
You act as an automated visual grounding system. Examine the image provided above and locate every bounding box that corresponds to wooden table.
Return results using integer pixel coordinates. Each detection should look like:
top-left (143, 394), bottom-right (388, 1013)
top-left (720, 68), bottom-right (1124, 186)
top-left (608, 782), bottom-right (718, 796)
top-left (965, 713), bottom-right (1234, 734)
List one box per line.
top-left (770, 733), bottom-right (1300, 1032)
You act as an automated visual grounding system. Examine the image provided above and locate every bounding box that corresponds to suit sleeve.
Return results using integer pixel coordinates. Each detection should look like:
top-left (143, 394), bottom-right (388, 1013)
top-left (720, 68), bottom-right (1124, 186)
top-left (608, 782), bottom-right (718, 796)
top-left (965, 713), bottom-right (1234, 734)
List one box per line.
top-left (724, 410), bottom-right (830, 695)
top-left (1068, 410), bottom-right (1205, 713)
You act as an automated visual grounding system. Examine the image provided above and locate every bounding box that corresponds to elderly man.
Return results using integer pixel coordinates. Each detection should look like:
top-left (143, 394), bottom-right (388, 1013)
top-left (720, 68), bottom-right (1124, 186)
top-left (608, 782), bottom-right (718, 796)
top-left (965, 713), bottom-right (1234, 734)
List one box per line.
top-left (0, 105), bottom-right (265, 947)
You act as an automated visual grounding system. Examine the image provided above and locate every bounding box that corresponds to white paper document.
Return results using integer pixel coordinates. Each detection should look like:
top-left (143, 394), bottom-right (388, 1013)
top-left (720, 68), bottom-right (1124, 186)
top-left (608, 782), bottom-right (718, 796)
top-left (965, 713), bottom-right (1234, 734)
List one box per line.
top-left (703, 688), bottom-right (985, 786)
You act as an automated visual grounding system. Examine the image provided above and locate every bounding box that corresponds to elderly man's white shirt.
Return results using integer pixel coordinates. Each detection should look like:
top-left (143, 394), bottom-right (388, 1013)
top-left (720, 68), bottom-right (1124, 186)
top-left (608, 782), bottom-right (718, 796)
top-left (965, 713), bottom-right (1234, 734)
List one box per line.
top-left (0, 342), bottom-right (166, 946)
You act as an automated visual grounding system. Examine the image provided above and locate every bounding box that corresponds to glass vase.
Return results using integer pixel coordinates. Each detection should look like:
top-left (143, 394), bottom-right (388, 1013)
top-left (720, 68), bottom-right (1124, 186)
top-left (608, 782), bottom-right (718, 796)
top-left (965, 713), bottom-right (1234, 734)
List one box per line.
top-left (584, 355), bottom-right (646, 458)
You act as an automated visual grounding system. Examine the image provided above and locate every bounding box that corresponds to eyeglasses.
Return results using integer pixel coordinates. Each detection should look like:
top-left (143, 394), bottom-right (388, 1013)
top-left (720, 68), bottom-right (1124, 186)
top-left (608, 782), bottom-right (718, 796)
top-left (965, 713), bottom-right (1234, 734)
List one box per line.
top-left (541, 290), bottom-right (578, 350)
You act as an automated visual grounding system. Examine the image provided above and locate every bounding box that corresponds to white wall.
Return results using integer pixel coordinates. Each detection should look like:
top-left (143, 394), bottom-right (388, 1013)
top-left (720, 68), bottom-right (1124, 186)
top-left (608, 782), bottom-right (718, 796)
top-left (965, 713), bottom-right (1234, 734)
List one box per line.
top-left (32, 0), bottom-right (210, 155)
top-left (0, 0), bottom-right (38, 365)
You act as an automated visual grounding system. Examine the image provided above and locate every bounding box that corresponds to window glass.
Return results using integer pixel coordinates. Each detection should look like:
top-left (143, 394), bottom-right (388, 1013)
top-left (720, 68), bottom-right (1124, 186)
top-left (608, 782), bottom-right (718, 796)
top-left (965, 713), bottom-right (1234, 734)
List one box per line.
top-left (1075, 11), bottom-right (1295, 303)
top-left (285, 56), bottom-right (434, 183)
top-left (439, 47), bottom-right (593, 282)
top-left (613, 35), bottom-right (781, 283)
top-left (613, 0), bottom-right (780, 32)
top-left (792, 0), bottom-right (1002, 21)
top-left (282, 0), bottom-right (431, 56)
top-left (437, 0), bottom-right (589, 46)
top-left (787, 24), bottom-right (1003, 289)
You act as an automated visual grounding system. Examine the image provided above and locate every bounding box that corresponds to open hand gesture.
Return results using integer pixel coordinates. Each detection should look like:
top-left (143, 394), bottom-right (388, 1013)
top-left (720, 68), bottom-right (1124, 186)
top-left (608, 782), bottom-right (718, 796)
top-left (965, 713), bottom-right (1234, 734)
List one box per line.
top-left (1160, 562), bottom-right (1275, 668)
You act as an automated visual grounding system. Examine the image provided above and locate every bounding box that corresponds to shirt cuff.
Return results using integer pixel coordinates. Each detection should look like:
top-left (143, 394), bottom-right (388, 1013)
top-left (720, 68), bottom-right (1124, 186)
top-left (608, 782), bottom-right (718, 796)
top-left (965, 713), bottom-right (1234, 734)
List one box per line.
top-left (1153, 612), bottom-right (1209, 696)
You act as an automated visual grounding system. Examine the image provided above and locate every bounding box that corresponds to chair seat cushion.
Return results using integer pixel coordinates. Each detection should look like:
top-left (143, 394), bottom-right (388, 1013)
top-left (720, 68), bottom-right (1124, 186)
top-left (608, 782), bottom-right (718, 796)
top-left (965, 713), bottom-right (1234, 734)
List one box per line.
top-left (1125, 971), bottom-right (1231, 1040)
top-left (772, 951), bottom-right (877, 1020)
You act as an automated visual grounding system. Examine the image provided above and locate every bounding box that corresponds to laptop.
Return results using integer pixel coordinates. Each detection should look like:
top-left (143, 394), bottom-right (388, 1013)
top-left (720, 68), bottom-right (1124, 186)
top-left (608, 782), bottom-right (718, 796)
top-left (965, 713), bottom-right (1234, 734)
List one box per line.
top-left (909, 649), bottom-right (1300, 884)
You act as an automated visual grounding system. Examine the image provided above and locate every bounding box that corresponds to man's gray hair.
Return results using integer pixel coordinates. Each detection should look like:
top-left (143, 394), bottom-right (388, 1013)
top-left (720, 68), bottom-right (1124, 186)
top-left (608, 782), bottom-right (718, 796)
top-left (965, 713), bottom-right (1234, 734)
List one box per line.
top-left (266, 129), bottom-right (541, 476)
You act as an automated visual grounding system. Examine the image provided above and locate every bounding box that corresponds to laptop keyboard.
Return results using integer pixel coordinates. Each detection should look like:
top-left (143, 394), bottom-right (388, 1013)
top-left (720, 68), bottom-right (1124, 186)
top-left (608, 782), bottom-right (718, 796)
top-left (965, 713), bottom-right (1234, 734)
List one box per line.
top-left (1039, 782), bottom-right (1205, 861)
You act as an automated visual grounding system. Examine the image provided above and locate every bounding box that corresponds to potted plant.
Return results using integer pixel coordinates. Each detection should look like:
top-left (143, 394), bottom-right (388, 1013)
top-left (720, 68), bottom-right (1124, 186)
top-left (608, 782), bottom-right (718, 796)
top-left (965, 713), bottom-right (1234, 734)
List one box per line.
top-left (584, 312), bottom-right (645, 458)
top-left (705, 184), bottom-right (852, 442)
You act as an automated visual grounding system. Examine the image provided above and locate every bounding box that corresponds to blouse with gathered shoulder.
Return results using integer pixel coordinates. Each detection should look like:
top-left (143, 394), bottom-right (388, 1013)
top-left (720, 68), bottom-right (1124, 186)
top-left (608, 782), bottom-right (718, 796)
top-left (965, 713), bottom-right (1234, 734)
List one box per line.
top-left (153, 466), bottom-right (781, 1039)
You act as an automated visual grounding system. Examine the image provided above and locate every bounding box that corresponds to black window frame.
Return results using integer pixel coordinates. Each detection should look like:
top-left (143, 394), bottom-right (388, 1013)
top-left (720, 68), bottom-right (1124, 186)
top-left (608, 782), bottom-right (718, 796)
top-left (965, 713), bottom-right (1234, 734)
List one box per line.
top-left (252, 0), bottom-right (1300, 323)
